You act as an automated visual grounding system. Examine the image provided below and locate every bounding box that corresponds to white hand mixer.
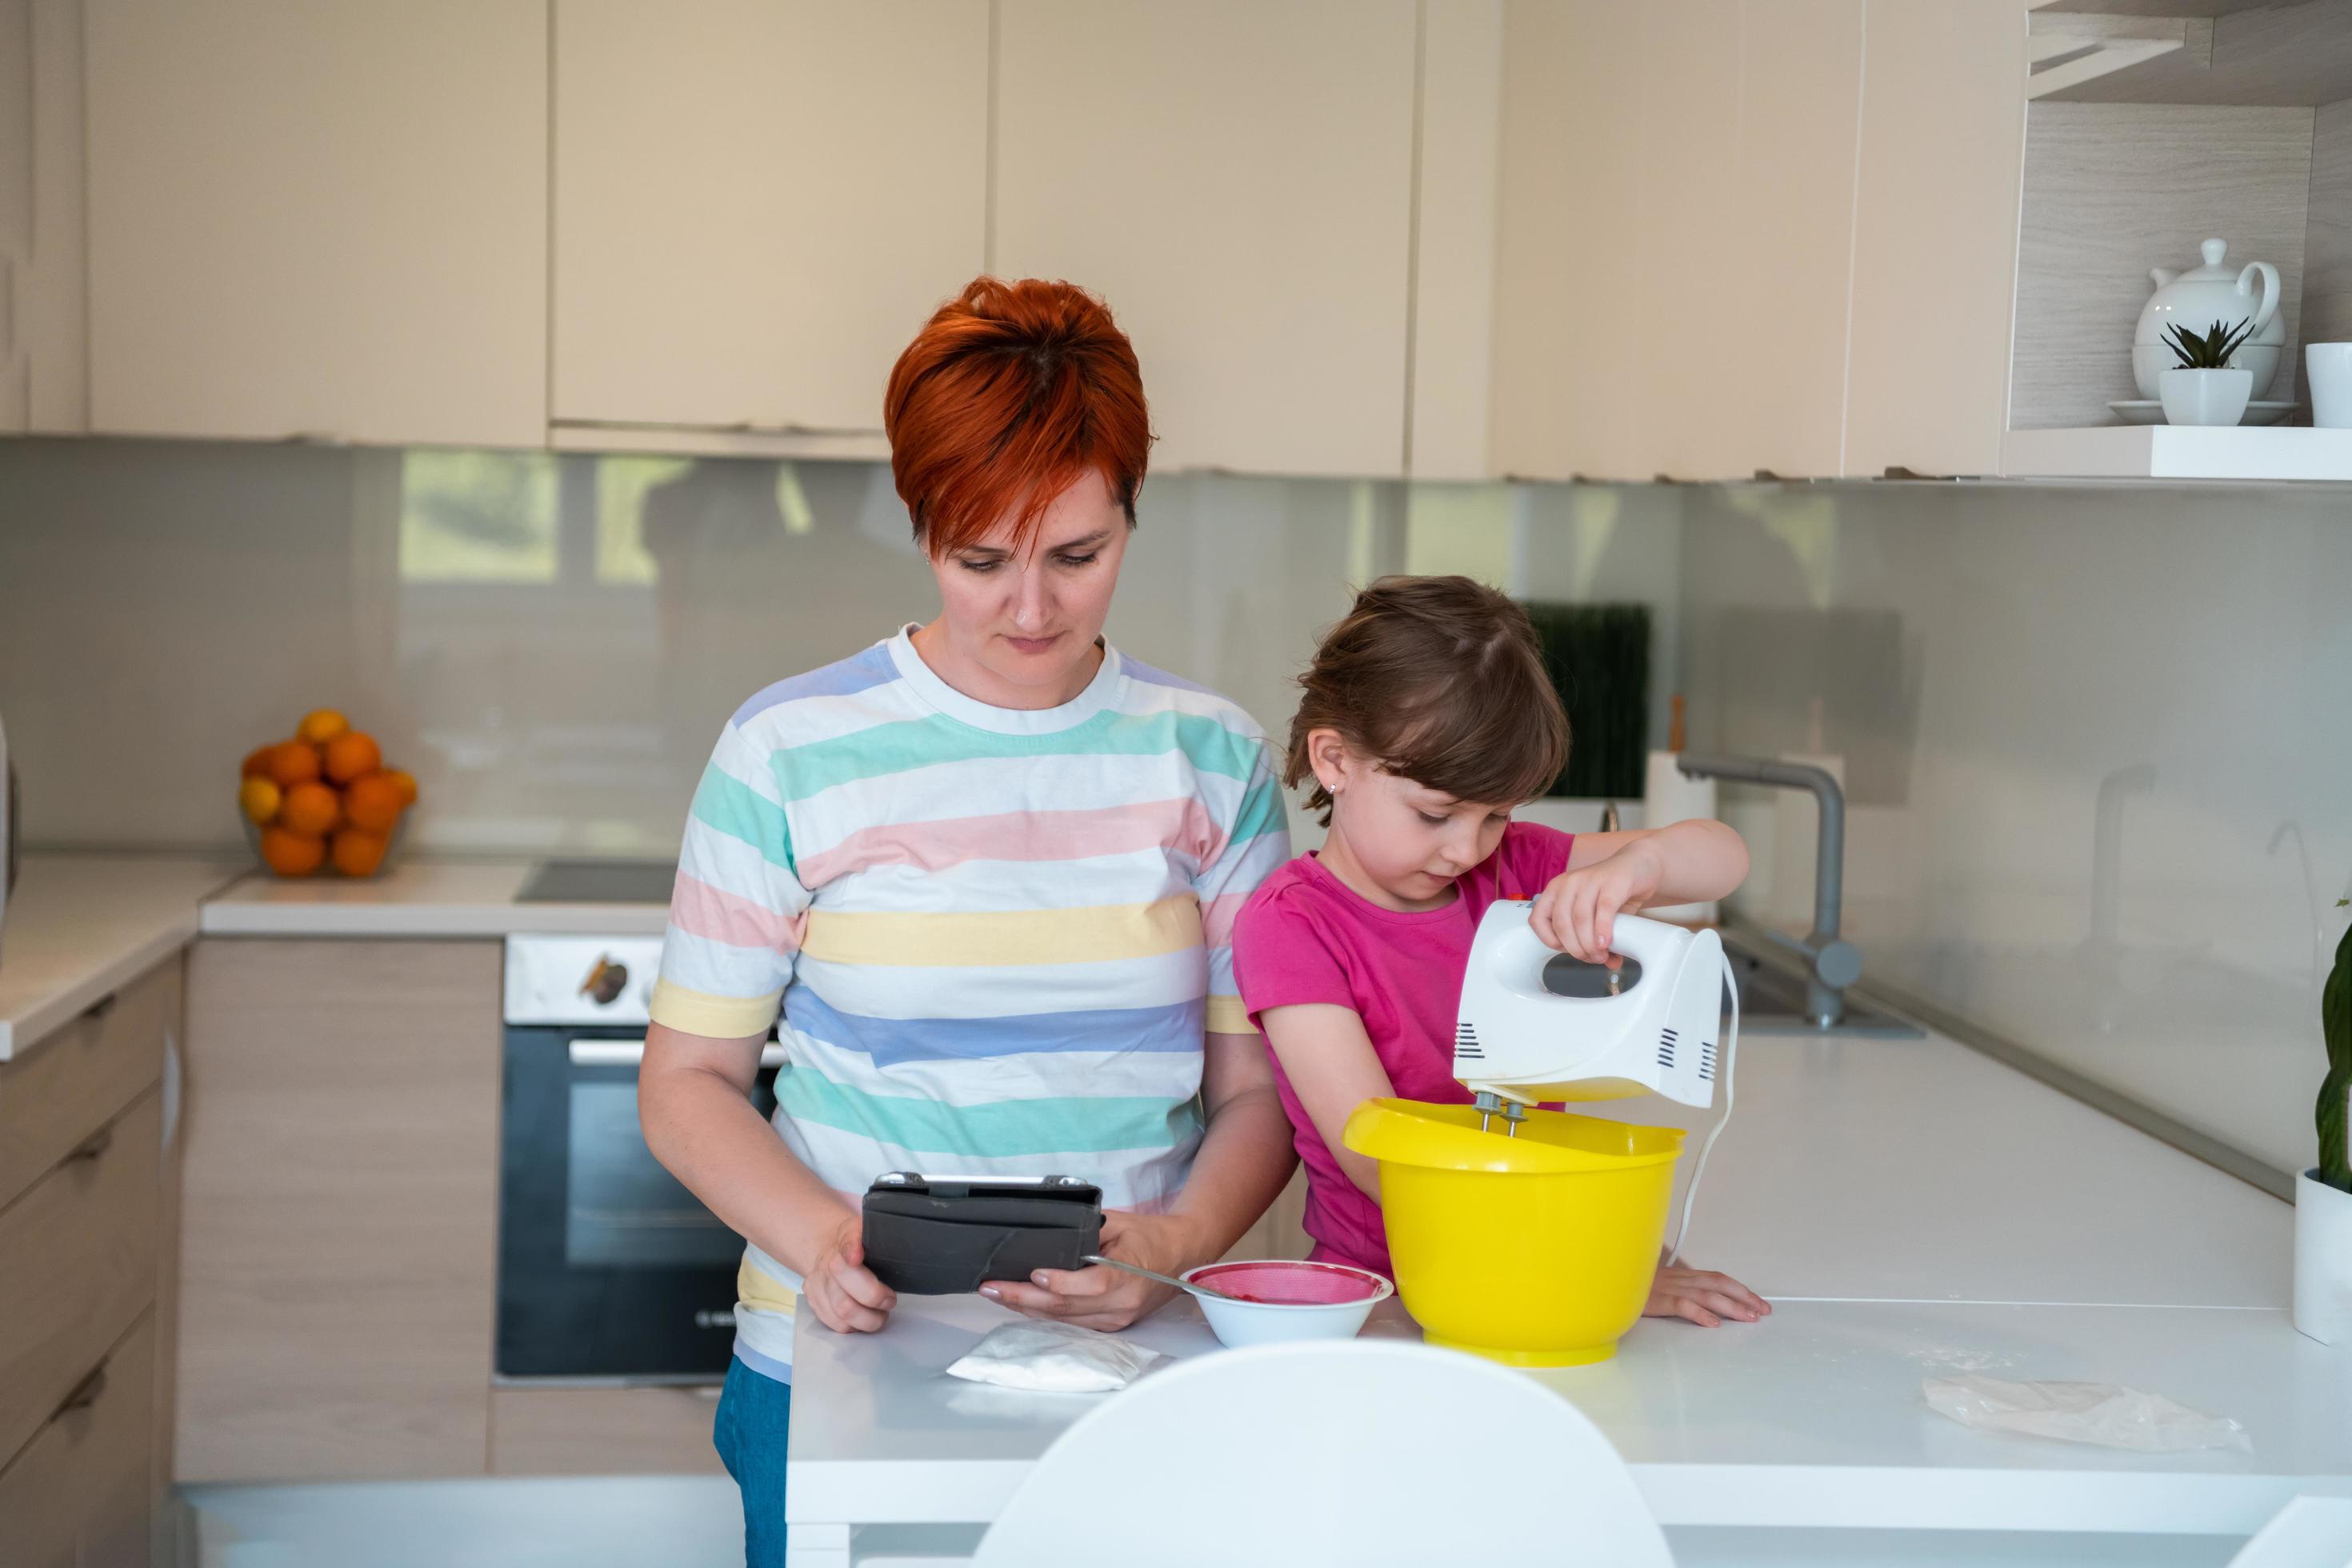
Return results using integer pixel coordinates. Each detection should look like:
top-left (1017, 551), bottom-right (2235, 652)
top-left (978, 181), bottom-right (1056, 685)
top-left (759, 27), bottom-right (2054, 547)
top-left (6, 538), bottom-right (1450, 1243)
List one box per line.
top-left (1453, 905), bottom-right (1738, 1263)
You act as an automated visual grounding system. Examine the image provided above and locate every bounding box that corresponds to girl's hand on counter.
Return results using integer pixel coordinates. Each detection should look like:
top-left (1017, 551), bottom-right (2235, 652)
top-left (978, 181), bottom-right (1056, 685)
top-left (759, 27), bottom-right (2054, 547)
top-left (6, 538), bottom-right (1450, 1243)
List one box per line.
top-left (980, 1210), bottom-right (1194, 1331)
top-left (1646, 1263), bottom-right (1771, 1328)
top-left (805, 1214), bottom-right (896, 1334)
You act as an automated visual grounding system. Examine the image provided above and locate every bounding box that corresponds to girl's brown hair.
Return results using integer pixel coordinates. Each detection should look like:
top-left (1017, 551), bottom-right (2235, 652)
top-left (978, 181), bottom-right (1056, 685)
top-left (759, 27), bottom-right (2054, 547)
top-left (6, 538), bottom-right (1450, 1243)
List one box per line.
top-left (1285, 575), bottom-right (1570, 826)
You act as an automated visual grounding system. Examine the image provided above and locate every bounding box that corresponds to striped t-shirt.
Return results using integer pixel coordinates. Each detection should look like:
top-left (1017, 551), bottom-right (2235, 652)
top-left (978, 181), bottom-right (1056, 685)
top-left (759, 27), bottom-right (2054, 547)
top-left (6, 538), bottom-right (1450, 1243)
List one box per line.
top-left (650, 626), bottom-right (1290, 1381)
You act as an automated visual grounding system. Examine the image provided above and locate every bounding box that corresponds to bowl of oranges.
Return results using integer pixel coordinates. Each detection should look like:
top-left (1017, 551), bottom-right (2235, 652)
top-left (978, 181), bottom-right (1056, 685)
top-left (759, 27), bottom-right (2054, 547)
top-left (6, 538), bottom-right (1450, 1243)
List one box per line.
top-left (237, 709), bottom-right (420, 878)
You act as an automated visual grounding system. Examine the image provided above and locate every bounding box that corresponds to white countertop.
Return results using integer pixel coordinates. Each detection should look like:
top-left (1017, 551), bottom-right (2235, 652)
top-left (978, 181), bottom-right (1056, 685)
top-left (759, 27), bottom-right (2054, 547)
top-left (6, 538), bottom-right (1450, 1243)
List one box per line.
top-left (0, 853), bottom-right (244, 1059)
top-left (198, 858), bottom-right (670, 938)
top-left (787, 1029), bottom-right (2312, 1546)
top-left (1599, 1032), bottom-right (2289, 1309)
top-left (790, 1291), bottom-right (2346, 1539)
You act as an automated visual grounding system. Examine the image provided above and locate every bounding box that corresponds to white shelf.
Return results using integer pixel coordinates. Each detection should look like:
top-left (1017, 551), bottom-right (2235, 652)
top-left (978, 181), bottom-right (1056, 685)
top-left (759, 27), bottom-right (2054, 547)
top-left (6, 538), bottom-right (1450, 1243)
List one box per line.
top-left (2002, 424), bottom-right (2352, 482)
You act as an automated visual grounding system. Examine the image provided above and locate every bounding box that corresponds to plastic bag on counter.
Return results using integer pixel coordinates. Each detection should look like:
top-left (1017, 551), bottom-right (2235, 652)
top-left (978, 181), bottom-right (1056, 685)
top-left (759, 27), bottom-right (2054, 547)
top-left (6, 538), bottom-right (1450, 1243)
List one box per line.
top-left (1923, 1375), bottom-right (2251, 1453)
top-left (946, 1319), bottom-right (1167, 1394)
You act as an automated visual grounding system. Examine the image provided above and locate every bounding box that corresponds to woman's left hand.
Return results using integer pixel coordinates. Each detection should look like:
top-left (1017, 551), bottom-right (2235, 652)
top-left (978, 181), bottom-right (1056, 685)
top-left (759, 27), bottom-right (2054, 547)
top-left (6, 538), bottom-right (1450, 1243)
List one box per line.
top-left (979, 1211), bottom-right (1199, 1332)
top-left (1530, 842), bottom-right (1666, 963)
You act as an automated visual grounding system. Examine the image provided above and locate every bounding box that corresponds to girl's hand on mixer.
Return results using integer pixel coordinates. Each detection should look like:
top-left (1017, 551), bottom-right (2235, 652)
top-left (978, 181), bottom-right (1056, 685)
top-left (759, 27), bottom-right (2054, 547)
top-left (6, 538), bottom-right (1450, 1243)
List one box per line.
top-left (1645, 1264), bottom-right (1771, 1327)
top-left (1530, 842), bottom-right (1666, 963)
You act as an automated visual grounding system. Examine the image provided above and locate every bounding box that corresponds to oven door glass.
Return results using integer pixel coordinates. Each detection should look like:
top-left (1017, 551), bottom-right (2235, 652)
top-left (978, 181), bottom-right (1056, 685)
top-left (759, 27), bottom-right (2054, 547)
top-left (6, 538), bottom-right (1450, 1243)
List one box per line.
top-left (498, 1026), bottom-right (778, 1382)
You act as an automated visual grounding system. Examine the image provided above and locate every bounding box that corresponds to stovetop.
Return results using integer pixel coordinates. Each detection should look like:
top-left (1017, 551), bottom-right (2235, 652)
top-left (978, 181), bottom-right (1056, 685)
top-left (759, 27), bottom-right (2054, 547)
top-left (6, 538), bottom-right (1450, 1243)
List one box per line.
top-left (514, 858), bottom-right (676, 906)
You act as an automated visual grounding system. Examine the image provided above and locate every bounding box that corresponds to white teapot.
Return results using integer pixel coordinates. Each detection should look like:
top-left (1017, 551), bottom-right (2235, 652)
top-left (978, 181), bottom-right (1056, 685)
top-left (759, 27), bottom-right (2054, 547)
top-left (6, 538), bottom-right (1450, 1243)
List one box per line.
top-left (2133, 237), bottom-right (2283, 399)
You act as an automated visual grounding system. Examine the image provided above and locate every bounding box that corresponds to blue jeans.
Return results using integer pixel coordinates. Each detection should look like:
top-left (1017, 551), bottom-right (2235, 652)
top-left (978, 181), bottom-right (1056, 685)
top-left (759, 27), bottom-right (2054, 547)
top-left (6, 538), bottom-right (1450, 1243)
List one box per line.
top-left (713, 1356), bottom-right (793, 1568)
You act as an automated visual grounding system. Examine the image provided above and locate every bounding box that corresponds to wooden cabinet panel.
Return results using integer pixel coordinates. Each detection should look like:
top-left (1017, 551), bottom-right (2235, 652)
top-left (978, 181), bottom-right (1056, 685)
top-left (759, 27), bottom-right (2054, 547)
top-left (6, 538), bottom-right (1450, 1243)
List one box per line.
top-left (1843, 0), bottom-right (2030, 478)
top-left (0, 956), bottom-right (174, 1209)
top-left (1408, 0), bottom-right (1506, 481)
top-left (0, 1090), bottom-right (159, 1470)
top-left (0, 0), bottom-right (89, 434)
top-left (84, 0), bottom-right (547, 447)
top-left (550, 0), bottom-right (988, 436)
top-left (176, 939), bottom-right (500, 1482)
top-left (1730, 0), bottom-right (1866, 479)
top-left (1489, 1), bottom-right (1646, 482)
top-left (490, 1386), bottom-right (724, 1476)
top-left (0, 1314), bottom-right (155, 1568)
top-left (1631, 0), bottom-right (1743, 482)
top-left (994, 0), bottom-right (1418, 478)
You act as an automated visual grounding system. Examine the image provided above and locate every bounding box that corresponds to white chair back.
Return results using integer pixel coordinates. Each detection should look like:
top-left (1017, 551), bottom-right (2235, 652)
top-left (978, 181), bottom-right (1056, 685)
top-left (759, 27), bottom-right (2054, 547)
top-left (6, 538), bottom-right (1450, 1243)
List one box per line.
top-left (971, 1338), bottom-right (1672, 1568)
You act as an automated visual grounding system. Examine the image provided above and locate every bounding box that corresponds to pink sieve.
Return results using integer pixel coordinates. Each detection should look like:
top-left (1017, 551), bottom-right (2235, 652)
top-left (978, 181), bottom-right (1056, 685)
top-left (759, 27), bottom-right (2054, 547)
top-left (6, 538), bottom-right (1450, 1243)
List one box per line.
top-left (1186, 1260), bottom-right (1389, 1306)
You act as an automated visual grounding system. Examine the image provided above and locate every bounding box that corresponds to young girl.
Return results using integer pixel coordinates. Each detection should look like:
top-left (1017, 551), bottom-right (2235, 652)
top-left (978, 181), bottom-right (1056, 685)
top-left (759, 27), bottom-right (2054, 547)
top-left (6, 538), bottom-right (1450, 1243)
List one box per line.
top-left (1233, 575), bottom-right (1770, 1328)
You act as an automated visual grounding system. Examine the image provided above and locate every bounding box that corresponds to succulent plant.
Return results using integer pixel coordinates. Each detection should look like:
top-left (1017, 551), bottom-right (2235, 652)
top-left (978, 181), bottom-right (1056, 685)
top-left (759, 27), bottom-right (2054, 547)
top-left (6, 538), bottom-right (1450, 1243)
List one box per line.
top-left (2163, 316), bottom-right (2258, 370)
top-left (2323, 898), bottom-right (2350, 1191)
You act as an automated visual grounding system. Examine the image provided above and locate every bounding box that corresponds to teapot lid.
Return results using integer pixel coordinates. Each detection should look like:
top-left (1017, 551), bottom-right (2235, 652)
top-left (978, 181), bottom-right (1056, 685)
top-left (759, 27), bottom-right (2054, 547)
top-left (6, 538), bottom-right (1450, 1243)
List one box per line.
top-left (2180, 238), bottom-right (2235, 280)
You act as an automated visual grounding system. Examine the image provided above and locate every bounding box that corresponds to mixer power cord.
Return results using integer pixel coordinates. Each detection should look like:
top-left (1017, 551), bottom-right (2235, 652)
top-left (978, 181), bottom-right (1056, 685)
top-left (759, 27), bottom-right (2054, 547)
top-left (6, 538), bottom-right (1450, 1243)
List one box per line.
top-left (1664, 970), bottom-right (1737, 1267)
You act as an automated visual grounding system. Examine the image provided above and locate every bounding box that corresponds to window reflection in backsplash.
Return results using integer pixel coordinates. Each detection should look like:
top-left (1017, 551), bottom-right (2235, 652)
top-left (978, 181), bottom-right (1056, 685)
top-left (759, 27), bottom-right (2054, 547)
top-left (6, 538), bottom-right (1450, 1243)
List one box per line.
top-left (0, 439), bottom-right (1683, 857)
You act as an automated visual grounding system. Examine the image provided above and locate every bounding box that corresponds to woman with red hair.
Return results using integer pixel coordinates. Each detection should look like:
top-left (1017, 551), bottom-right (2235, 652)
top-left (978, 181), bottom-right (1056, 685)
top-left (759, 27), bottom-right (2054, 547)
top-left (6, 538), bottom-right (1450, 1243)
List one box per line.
top-left (638, 278), bottom-right (1297, 1565)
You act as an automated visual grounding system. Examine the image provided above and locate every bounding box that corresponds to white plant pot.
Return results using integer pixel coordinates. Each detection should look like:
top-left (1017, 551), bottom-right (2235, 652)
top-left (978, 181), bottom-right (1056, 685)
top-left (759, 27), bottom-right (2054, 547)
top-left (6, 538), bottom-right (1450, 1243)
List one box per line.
top-left (2158, 367), bottom-right (2253, 427)
top-left (2294, 1169), bottom-right (2352, 1344)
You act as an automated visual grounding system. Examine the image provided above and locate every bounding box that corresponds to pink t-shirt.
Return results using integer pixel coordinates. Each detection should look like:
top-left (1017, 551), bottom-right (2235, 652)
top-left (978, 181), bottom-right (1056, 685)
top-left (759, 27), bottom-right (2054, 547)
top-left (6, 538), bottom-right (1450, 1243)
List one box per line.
top-left (1231, 821), bottom-right (1575, 1278)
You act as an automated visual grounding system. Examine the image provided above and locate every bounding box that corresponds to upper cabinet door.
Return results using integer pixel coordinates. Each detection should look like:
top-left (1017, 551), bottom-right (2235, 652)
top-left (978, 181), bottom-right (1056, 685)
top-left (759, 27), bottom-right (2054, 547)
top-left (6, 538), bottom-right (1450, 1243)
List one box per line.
top-left (994, 0), bottom-right (1418, 478)
top-left (84, 1), bottom-right (548, 449)
top-left (551, 1), bottom-right (987, 439)
top-left (1489, 0), bottom-right (1644, 482)
top-left (1730, 0), bottom-right (1865, 480)
top-left (1842, 0), bottom-right (2028, 478)
top-left (1630, 0), bottom-right (1742, 483)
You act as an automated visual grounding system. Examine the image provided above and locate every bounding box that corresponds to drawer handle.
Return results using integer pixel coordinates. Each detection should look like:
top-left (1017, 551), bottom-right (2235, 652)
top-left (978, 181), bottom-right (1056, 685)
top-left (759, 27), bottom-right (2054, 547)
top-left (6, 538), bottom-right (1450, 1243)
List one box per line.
top-left (81, 991), bottom-right (118, 1022)
top-left (54, 1364), bottom-right (106, 1419)
top-left (66, 1126), bottom-right (113, 1163)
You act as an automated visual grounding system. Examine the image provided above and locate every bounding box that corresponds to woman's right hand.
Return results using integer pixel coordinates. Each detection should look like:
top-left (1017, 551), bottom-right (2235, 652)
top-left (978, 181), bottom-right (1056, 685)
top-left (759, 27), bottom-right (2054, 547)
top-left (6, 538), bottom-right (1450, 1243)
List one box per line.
top-left (803, 1213), bottom-right (896, 1334)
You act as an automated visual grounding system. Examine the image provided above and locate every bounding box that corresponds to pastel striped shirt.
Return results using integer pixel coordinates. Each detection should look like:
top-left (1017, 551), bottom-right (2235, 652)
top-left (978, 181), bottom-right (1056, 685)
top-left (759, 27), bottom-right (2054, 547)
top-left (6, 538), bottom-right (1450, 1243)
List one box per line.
top-left (650, 626), bottom-right (1290, 1380)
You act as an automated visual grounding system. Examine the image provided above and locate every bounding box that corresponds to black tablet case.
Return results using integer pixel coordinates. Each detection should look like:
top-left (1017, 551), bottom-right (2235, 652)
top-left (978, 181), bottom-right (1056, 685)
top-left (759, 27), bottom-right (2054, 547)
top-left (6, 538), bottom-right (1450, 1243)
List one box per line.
top-left (858, 1174), bottom-right (1105, 1295)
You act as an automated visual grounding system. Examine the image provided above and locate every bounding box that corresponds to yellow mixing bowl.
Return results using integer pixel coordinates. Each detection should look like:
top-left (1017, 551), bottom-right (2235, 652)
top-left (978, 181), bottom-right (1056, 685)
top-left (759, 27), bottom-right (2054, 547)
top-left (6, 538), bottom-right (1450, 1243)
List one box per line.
top-left (1343, 1098), bottom-right (1685, 1367)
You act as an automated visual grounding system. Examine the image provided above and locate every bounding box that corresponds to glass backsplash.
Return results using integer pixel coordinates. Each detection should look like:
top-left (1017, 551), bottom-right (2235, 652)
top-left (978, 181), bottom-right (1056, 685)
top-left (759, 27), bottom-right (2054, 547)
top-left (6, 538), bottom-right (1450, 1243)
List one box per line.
top-left (0, 439), bottom-right (1682, 856)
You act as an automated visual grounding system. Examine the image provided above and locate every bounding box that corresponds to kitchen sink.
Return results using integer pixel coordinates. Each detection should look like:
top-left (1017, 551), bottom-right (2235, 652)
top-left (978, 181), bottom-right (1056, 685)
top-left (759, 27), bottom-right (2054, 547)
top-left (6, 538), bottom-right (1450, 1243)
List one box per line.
top-left (1721, 929), bottom-right (1925, 1039)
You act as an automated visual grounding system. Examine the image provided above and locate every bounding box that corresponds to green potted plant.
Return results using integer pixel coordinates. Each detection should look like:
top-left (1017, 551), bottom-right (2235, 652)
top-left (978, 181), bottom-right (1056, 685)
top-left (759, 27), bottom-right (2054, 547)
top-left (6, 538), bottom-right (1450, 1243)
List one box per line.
top-left (2295, 898), bottom-right (2352, 1343)
top-left (2158, 317), bottom-right (2258, 427)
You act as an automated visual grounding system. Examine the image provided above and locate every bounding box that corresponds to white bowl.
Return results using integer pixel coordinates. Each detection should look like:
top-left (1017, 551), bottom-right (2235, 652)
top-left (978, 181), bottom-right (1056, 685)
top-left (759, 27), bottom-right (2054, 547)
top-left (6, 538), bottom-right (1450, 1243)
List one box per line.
top-left (1182, 1259), bottom-right (1394, 1350)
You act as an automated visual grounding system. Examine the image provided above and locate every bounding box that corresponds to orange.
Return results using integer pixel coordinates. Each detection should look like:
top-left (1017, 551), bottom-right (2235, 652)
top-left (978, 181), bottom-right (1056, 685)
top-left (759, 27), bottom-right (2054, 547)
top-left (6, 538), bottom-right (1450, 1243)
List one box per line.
top-left (238, 777), bottom-right (282, 826)
top-left (298, 708), bottom-right (350, 745)
top-left (266, 741), bottom-right (322, 789)
top-left (258, 826), bottom-right (326, 877)
top-left (240, 745), bottom-right (276, 779)
top-left (330, 827), bottom-right (390, 878)
top-left (323, 730), bottom-right (382, 785)
top-left (342, 773), bottom-right (405, 833)
top-left (279, 780), bottom-right (342, 836)
top-left (383, 768), bottom-right (418, 805)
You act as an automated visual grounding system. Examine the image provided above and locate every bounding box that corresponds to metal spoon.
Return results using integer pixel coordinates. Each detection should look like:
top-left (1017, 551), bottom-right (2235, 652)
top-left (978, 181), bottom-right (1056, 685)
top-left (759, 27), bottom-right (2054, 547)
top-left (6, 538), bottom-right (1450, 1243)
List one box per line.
top-left (1082, 1254), bottom-right (1237, 1300)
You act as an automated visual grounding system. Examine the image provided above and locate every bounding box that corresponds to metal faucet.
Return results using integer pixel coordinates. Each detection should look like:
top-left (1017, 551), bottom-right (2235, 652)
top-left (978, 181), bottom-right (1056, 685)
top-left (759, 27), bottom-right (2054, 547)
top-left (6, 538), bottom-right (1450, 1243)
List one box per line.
top-left (1674, 753), bottom-right (1865, 1028)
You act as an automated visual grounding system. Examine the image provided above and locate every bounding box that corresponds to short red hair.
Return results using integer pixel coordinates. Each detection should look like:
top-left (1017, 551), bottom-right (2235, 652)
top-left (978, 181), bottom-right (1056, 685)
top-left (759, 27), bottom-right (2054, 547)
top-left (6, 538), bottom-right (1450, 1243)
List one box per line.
top-left (883, 277), bottom-right (1151, 557)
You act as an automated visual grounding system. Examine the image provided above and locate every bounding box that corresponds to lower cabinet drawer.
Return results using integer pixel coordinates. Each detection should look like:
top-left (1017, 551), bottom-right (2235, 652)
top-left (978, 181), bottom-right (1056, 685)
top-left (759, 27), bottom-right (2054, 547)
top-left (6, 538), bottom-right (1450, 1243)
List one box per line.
top-left (0, 961), bottom-right (174, 1210)
top-left (0, 1092), bottom-right (161, 1466)
top-left (0, 1314), bottom-right (156, 1568)
top-left (489, 1385), bottom-right (725, 1475)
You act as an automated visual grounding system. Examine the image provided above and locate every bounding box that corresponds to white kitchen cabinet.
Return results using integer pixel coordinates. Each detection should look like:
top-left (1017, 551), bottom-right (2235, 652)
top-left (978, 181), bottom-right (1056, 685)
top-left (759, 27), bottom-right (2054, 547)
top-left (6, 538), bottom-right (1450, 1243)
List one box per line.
top-left (1842, 0), bottom-right (2029, 479)
top-left (0, 0), bottom-right (88, 434)
top-left (1487, 0), bottom-right (1644, 482)
top-left (1730, 0), bottom-right (1866, 481)
top-left (993, 0), bottom-right (1418, 478)
top-left (550, 0), bottom-right (987, 446)
top-left (1631, 0), bottom-right (1742, 483)
top-left (83, 0), bottom-right (548, 448)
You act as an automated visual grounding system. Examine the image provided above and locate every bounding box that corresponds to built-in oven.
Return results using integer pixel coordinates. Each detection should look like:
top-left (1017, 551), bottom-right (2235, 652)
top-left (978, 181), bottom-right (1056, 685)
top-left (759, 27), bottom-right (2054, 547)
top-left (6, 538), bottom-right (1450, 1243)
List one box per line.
top-left (498, 933), bottom-right (778, 1383)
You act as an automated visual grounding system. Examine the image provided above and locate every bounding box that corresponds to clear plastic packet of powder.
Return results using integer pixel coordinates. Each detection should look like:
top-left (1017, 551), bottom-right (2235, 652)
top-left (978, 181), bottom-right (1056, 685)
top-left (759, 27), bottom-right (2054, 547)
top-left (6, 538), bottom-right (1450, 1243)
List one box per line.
top-left (946, 1319), bottom-right (1167, 1394)
top-left (1923, 1375), bottom-right (2252, 1453)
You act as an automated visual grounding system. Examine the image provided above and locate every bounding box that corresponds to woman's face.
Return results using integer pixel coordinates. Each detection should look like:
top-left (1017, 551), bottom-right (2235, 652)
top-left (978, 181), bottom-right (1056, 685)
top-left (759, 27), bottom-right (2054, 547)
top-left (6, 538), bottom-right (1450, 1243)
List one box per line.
top-left (919, 467), bottom-right (1130, 710)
